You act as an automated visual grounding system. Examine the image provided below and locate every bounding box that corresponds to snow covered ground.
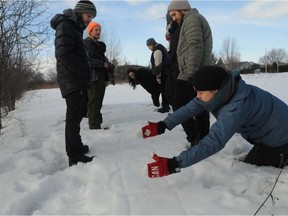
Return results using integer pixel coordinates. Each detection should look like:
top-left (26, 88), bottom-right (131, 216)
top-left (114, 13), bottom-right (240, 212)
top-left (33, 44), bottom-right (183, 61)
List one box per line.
top-left (0, 72), bottom-right (288, 215)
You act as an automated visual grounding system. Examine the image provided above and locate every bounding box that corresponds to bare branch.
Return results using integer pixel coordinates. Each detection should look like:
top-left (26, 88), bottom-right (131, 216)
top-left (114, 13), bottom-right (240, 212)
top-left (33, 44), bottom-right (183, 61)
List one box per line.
top-left (254, 156), bottom-right (287, 215)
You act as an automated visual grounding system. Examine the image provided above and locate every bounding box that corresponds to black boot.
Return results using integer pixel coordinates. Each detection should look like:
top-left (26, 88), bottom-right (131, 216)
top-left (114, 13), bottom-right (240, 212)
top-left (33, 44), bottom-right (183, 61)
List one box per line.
top-left (157, 106), bottom-right (170, 113)
top-left (80, 145), bottom-right (89, 154)
top-left (69, 154), bottom-right (94, 167)
top-left (153, 99), bottom-right (160, 107)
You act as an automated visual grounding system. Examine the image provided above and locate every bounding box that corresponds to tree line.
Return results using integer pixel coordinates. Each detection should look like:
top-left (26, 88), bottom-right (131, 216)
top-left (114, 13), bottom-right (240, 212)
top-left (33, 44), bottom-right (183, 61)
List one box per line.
top-left (215, 37), bottom-right (288, 73)
top-left (0, 0), bottom-right (49, 130)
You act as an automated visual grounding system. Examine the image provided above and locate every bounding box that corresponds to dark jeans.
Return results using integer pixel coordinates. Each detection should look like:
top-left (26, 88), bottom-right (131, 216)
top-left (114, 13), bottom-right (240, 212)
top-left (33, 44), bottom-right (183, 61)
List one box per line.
top-left (160, 74), bottom-right (170, 108)
top-left (65, 90), bottom-right (86, 158)
top-left (151, 91), bottom-right (161, 107)
top-left (173, 80), bottom-right (210, 142)
top-left (88, 79), bottom-right (106, 129)
top-left (244, 143), bottom-right (288, 168)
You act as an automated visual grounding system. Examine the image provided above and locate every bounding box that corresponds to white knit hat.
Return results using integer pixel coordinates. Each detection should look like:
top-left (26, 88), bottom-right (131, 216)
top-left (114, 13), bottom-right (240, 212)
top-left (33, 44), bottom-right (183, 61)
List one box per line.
top-left (167, 0), bottom-right (191, 12)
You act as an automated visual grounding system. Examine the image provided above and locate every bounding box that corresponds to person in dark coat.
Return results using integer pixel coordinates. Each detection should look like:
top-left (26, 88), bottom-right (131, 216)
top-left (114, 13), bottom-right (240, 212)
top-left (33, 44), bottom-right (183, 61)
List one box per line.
top-left (127, 68), bottom-right (161, 107)
top-left (50, 0), bottom-right (96, 166)
top-left (84, 21), bottom-right (114, 130)
top-left (140, 66), bottom-right (288, 178)
top-left (166, 0), bottom-right (213, 147)
top-left (164, 15), bottom-right (180, 107)
top-left (146, 38), bottom-right (170, 113)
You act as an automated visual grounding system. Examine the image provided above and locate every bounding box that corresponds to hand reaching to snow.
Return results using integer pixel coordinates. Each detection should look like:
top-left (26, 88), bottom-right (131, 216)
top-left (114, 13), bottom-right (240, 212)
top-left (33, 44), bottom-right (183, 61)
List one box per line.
top-left (146, 153), bottom-right (181, 178)
top-left (138, 121), bottom-right (167, 139)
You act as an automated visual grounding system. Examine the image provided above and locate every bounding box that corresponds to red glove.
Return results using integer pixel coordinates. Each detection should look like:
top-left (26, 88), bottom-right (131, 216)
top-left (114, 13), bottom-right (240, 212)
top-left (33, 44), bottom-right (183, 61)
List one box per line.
top-left (147, 154), bottom-right (169, 178)
top-left (141, 121), bottom-right (166, 139)
top-left (141, 122), bottom-right (158, 139)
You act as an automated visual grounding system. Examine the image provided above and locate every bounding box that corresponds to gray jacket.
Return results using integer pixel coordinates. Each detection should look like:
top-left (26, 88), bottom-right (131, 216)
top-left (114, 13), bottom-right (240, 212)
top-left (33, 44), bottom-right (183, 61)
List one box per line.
top-left (177, 8), bottom-right (213, 81)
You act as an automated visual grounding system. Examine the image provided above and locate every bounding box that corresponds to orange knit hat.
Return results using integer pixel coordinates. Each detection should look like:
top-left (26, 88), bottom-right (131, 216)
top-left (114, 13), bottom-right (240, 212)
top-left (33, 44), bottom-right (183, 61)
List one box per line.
top-left (88, 22), bottom-right (101, 35)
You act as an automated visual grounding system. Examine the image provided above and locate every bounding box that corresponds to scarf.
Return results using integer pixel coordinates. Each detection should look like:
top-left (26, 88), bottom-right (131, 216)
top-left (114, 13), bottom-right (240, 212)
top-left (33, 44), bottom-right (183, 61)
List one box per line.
top-left (197, 70), bottom-right (240, 112)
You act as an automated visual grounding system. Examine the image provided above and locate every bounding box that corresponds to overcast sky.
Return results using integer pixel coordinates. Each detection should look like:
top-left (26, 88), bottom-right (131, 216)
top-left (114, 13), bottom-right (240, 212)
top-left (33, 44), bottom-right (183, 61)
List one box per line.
top-left (45, 0), bottom-right (288, 69)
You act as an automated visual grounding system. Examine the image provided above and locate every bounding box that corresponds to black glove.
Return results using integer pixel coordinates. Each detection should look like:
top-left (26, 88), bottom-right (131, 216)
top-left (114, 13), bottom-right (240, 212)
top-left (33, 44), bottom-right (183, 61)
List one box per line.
top-left (157, 121), bottom-right (167, 134)
top-left (168, 21), bottom-right (179, 35)
top-left (168, 157), bottom-right (181, 174)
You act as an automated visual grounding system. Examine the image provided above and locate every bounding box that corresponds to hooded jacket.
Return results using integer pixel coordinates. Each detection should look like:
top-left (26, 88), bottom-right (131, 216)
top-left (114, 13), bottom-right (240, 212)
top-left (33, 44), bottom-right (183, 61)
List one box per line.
top-left (177, 8), bottom-right (213, 81)
top-left (164, 72), bottom-right (288, 168)
top-left (50, 9), bottom-right (90, 98)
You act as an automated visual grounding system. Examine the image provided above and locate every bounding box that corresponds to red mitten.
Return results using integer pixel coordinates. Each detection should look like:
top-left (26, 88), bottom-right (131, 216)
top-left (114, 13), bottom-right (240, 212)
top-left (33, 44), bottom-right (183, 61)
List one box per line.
top-left (147, 154), bottom-right (169, 178)
top-left (141, 122), bottom-right (158, 139)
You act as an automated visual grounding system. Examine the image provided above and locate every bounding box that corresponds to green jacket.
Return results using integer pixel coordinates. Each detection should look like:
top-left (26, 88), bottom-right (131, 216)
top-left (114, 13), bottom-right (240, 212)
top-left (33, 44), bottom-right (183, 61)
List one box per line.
top-left (177, 8), bottom-right (213, 81)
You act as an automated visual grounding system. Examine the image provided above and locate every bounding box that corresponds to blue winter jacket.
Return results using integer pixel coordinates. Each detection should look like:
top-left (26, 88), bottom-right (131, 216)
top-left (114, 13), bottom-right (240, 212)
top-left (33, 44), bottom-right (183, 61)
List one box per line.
top-left (164, 77), bottom-right (288, 168)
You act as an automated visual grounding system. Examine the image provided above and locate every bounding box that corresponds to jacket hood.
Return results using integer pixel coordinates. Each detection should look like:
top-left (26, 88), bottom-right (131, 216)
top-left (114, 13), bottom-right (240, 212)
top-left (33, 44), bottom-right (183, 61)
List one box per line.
top-left (50, 14), bottom-right (64, 30)
top-left (50, 9), bottom-right (85, 30)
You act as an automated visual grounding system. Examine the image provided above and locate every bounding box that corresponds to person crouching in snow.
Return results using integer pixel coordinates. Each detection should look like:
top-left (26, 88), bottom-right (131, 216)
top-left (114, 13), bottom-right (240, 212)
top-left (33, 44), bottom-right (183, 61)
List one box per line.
top-left (140, 65), bottom-right (288, 178)
top-left (127, 68), bottom-right (161, 108)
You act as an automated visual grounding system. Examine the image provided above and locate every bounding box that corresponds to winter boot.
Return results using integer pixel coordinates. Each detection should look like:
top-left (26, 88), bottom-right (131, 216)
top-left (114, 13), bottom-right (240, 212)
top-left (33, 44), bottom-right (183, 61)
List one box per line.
top-left (80, 145), bottom-right (89, 154)
top-left (153, 99), bottom-right (160, 107)
top-left (69, 154), bottom-right (94, 167)
top-left (157, 106), bottom-right (170, 113)
top-left (89, 124), bottom-right (101, 130)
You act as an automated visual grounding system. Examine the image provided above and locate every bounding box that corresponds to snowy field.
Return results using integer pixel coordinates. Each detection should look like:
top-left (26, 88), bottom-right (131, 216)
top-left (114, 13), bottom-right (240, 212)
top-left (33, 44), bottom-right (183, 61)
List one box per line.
top-left (0, 72), bottom-right (288, 215)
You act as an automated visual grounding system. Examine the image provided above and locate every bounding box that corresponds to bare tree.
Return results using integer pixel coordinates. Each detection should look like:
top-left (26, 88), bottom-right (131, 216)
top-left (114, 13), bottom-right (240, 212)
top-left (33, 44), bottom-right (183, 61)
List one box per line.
top-left (259, 48), bottom-right (288, 72)
top-left (101, 27), bottom-right (122, 67)
top-left (0, 0), bottom-right (49, 130)
top-left (220, 37), bottom-right (241, 70)
top-left (211, 52), bottom-right (218, 64)
top-left (46, 69), bottom-right (57, 83)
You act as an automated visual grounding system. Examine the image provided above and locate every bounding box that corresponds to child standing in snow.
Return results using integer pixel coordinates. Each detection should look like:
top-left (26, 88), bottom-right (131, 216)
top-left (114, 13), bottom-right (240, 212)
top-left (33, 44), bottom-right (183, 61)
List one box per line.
top-left (140, 65), bottom-right (288, 178)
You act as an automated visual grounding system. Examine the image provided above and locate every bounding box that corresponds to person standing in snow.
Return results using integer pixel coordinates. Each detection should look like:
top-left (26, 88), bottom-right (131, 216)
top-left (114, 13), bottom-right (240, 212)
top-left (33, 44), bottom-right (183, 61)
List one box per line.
top-left (50, 0), bottom-right (96, 166)
top-left (167, 0), bottom-right (213, 147)
top-left (140, 66), bottom-right (288, 178)
top-left (84, 22), bottom-right (114, 130)
top-left (146, 38), bottom-right (170, 113)
top-left (164, 13), bottom-right (180, 108)
top-left (127, 67), bottom-right (161, 108)
top-left (165, 13), bottom-right (200, 149)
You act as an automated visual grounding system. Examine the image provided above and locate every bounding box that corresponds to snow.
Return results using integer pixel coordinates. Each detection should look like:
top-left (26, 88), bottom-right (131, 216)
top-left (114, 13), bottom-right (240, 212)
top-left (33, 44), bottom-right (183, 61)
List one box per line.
top-left (1, 72), bottom-right (288, 215)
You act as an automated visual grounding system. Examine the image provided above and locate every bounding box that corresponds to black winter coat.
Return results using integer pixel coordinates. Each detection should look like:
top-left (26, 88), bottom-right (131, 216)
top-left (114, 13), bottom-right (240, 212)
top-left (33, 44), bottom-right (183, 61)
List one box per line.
top-left (50, 9), bottom-right (90, 98)
top-left (84, 37), bottom-right (108, 82)
top-left (165, 21), bottom-right (181, 106)
top-left (128, 68), bottom-right (160, 96)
